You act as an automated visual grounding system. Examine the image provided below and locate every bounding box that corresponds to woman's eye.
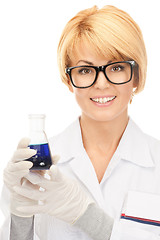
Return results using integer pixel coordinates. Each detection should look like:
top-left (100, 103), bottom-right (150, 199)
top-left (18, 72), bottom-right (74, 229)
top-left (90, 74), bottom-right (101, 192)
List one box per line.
top-left (111, 65), bottom-right (124, 72)
top-left (78, 68), bottom-right (92, 74)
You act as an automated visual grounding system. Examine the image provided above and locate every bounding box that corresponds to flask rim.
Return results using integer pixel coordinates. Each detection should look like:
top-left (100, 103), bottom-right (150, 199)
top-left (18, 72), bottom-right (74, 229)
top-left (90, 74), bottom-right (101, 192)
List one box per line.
top-left (28, 114), bottom-right (46, 119)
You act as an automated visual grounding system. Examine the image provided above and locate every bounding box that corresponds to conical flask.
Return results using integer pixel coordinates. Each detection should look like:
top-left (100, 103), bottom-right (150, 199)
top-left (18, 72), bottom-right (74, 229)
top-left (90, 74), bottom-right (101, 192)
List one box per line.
top-left (27, 114), bottom-right (52, 170)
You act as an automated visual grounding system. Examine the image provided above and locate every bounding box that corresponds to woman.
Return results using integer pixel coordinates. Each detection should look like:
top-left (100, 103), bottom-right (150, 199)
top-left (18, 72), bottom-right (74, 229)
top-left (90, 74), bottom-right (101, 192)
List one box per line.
top-left (1, 5), bottom-right (160, 240)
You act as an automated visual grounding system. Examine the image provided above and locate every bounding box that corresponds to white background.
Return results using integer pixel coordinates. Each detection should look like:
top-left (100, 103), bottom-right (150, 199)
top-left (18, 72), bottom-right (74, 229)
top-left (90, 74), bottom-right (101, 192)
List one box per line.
top-left (0, 0), bottom-right (160, 229)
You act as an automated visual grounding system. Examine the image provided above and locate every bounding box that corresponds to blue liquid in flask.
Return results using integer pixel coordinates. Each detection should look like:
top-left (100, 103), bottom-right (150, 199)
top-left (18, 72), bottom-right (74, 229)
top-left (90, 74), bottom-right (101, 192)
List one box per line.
top-left (27, 143), bottom-right (52, 170)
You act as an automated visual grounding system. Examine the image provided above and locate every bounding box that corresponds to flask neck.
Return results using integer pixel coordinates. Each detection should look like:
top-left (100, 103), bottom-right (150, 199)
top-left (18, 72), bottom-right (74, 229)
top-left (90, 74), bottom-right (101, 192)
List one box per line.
top-left (29, 114), bottom-right (48, 145)
top-left (29, 114), bottom-right (45, 132)
top-left (29, 118), bottom-right (45, 132)
top-left (28, 114), bottom-right (47, 145)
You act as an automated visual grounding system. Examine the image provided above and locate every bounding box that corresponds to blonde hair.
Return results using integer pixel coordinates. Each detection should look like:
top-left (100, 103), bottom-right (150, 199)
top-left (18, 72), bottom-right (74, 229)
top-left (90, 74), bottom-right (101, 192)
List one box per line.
top-left (57, 5), bottom-right (147, 94)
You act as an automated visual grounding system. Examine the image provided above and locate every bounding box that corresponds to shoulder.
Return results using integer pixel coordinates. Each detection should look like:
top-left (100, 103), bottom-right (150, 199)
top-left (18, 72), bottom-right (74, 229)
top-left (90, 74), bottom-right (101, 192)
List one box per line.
top-left (129, 117), bottom-right (160, 161)
top-left (144, 132), bottom-right (160, 163)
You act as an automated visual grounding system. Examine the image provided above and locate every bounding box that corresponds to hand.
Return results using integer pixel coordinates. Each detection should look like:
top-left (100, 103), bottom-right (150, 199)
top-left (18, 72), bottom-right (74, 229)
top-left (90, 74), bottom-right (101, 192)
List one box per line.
top-left (10, 179), bottom-right (39, 217)
top-left (3, 138), bottom-right (35, 193)
top-left (3, 137), bottom-right (59, 217)
top-left (13, 165), bottom-right (95, 224)
top-left (3, 138), bottom-right (36, 217)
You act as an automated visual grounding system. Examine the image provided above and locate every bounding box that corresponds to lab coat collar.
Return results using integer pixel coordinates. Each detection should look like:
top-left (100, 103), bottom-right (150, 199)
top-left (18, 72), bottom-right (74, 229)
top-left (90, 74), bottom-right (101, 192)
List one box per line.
top-left (116, 117), bottom-right (155, 168)
top-left (53, 116), bottom-right (154, 168)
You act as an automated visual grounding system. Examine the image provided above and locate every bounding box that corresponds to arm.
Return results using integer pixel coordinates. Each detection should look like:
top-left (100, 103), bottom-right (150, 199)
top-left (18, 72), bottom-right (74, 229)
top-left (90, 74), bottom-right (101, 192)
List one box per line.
top-left (10, 204), bottom-right (113, 240)
top-left (12, 165), bottom-right (114, 239)
top-left (10, 214), bottom-right (34, 240)
top-left (1, 138), bottom-right (35, 240)
top-left (74, 203), bottom-right (113, 240)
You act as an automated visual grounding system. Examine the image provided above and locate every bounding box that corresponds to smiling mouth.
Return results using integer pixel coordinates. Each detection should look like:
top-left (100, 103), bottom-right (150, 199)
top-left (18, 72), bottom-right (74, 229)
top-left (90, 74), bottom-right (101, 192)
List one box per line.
top-left (90, 96), bottom-right (116, 104)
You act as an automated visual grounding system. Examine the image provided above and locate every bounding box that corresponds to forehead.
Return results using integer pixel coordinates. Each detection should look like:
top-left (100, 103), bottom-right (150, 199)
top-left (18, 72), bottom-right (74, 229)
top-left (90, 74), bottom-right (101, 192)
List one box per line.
top-left (69, 40), bottom-right (121, 66)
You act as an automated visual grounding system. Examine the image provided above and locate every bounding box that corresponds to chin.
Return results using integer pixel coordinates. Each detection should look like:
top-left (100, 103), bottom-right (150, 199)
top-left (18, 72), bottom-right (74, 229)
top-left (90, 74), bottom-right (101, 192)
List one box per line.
top-left (85, 111), bottom-right (118, 123)
top-left (84, 106), bottom-right (128, 123)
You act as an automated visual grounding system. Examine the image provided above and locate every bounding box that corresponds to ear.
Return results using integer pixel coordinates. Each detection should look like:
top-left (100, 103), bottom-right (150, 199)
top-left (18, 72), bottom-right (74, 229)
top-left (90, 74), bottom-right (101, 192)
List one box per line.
top-left (133, 80), bottom-right (138, 88)
top-left (66, 75), bottom-right (74, 93)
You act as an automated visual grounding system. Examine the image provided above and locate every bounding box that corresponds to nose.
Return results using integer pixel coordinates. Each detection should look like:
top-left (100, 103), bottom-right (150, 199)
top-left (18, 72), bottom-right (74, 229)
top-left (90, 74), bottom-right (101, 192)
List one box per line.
top-left (93, 71), bottom-right (111, 89)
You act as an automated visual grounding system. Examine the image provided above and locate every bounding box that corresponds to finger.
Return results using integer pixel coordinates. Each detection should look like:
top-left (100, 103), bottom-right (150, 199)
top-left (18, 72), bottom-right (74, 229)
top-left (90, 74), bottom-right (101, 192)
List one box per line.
top-left (12, 190), bottom-right (38, 202)
top-left (4, 169), bottom-right (31, 184)
top-left (30, 170), bottom-right (46, 177)
top-left (7, 161), bottom-right (33, 172)
top-left (17, 138), bottom-right (31, 149)
top-left (25, 172), bottom-right (45, 185)
top-left (25, 173), bottom-right (53, 190)
top-left (3, 168), bottom-right (32, 188)
top-left (49, 165), bottom-right (64, 182)
top-left (17, 205), bottom-right (43, 215)
top-left (13, 186), bottom-right (47, 201)
top-left (51, 155), bottom-right (60, 165)
top-left (22, 178), bottom-right (41, 190)
top-left (12, 148), bottom-right (37, 162)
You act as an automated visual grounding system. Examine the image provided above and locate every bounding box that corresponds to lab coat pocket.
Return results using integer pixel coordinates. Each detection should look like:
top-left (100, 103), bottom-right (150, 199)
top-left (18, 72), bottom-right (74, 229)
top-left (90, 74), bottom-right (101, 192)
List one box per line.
top-left (121, 191), bottom-right (160, 233)
top-left (110, 191), bottom-right (160, 240)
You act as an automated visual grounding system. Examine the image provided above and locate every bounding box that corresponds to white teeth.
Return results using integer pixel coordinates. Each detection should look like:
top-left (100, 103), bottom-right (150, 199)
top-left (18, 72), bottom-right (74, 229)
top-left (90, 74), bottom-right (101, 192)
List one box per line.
top-left (91, 96), bottom-right (116, 103)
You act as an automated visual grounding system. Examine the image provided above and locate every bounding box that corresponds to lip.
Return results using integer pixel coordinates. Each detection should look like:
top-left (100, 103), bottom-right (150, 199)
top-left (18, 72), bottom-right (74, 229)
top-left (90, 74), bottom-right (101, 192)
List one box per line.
top-left (90, 95), bottom-right (116, 107)
top-left (90, 95), bottom-right (116, 99)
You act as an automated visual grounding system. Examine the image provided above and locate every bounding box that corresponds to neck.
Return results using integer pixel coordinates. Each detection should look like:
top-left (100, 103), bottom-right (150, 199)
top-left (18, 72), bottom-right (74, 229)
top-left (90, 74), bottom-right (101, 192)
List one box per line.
top-left (80, 112), bottom-right (129, 155)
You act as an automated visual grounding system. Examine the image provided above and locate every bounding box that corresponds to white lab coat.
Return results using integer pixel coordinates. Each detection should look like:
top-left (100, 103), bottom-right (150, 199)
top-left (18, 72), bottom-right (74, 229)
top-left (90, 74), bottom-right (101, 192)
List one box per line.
top-left (1, 116), bottom-right (160, 240)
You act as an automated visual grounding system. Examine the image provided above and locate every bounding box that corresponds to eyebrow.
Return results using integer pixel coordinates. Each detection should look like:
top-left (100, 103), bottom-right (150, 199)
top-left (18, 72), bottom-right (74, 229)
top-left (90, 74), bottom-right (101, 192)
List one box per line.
top-left (76, 60), bottom-right (113, 66)
top-left (76, 60), bottom-right (93, 65)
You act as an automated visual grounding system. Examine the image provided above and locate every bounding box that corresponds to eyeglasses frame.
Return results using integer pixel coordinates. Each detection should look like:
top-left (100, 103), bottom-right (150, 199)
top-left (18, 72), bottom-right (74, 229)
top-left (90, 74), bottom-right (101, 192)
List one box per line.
top-left (65, 60), bottom-right (136, 89)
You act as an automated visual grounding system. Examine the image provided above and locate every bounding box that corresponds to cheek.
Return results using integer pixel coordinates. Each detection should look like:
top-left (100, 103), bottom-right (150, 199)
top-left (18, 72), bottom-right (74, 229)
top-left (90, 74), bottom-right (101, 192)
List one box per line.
top-left (73, 88), bottom-right (94, 113)
top-left (73, 85), bottom-right (91, 97)
top-left (118, 83), bottom-right (133, 102)
top-left (73, 88), bottom-right (88, 105)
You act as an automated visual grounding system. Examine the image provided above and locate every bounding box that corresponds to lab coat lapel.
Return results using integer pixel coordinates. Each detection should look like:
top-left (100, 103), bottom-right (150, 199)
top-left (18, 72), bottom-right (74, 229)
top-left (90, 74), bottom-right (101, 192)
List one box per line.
top-left (69, 153), bottom-right (106, 209)
top-left (115, 117), bottom-right (155, 167)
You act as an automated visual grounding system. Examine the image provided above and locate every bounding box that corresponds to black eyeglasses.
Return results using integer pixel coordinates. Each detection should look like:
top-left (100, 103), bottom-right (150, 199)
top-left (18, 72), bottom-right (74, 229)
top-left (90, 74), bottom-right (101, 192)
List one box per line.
top-left (65, 60), bottom-right (136, 88)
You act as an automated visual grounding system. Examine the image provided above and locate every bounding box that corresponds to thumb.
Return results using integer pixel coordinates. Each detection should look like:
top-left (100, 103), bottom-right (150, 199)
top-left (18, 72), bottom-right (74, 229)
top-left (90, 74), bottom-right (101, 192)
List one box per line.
top-left (50, 165), bottom-right (64, 182)
top-left (17, 137), bottom-right (31, 149)
top-left (51, 155), bottom-right (60, 165)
